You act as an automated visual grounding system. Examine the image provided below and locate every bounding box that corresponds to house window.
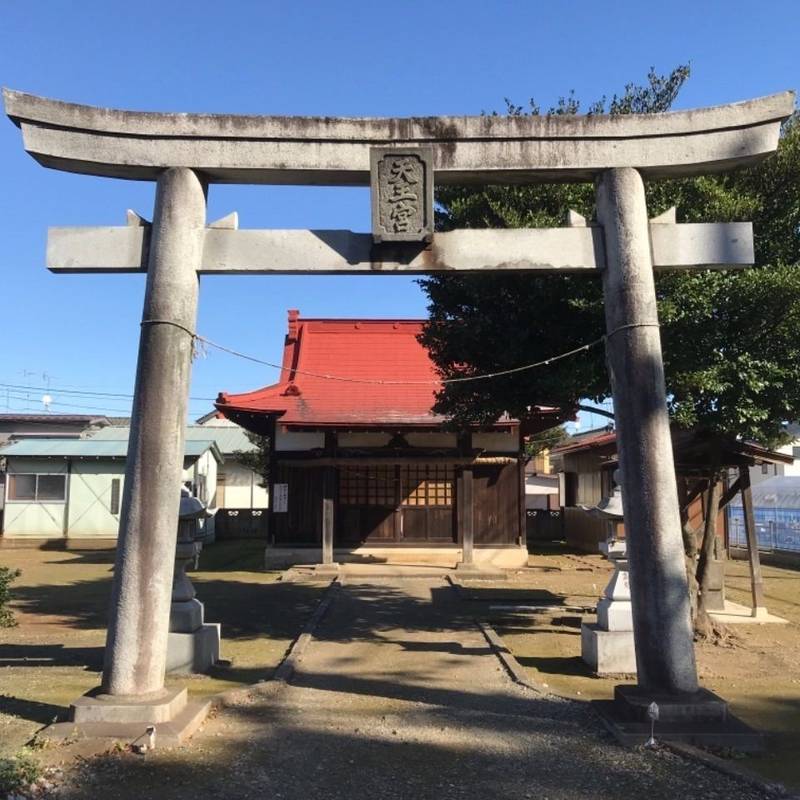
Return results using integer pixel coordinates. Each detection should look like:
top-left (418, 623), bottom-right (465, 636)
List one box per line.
top-left (110, 478), bottom-right (121, 515)
top-left (8, 473), bottom-right (66, 502)
top-left (339, 466), bottom-right (396, 506)
top-left (401, 465), bottom-right (453, 507)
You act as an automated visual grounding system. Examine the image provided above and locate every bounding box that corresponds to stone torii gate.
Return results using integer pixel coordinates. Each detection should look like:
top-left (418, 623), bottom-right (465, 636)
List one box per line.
top-left (4, 88), bottom-right (794, 743)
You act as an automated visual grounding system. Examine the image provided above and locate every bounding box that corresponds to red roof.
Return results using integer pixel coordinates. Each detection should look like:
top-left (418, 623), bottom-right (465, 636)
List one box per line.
top-left (216, 310), bottom-right (474, 428)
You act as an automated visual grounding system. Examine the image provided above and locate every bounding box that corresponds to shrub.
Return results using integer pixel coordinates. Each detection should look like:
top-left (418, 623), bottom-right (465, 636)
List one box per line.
top-left (0, 751), bottom-right (41, 795)
top-left (0, 566), bottom-right (21, 627)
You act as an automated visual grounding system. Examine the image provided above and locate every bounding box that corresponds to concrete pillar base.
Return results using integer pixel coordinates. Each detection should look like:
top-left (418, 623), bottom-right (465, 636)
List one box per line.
top-left (581, 622), bottom-right (637, 674)
top-left (71, 686), bottom-right (188, 723)
top-left (595, 684), bottom-right (765, 753)
top-left (167, 624), bottom-right (221, 673)
top-left (43, 686), bottom-right (210, 748)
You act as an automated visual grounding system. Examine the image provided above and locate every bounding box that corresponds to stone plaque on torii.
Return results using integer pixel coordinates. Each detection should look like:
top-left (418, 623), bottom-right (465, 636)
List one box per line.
top-left (3, 88), bottom-right (794, 746)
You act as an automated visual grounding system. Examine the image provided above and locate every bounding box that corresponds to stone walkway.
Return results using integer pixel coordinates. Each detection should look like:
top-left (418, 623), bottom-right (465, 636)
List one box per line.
top-left (61, 578), bottom-right (773, 799)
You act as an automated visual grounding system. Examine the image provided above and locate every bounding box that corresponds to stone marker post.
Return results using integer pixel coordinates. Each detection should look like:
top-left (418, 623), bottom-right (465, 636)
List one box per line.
top-left (459, 467), bottom-right (475, 567)
top-left (595, 167), bottom-right (699, 695)
top-left (102, 167), bottom-right (207, 697)
top-left (321, 466), bottom-right (335, 568)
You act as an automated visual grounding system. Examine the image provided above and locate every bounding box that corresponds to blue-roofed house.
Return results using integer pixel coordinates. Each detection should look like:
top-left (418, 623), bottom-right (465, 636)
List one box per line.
top-left (1, 436), bottom-right (222, 547)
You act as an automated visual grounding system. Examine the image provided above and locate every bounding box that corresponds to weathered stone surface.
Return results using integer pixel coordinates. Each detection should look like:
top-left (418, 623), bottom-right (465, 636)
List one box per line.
top-left (166, 624), bottom-right (221, 673)
top-left (596, 167), bottom-right (698, 695)
top-left (370, 147), bottom-right (433, 242)
top-left (47, 221), bottom-right (754, 274)
top-left (581, 623), bottom-right (637, 674)
top-left (101, 167), bottom-right (206, 697)
top-left (5, 89), bottom-right (793, 183)
top-left (71, 686), bottom-right (187, 724)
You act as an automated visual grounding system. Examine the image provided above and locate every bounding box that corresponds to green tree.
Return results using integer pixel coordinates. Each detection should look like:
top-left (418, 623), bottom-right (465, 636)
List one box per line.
top-left (233, 431), bottom-right (270, 488)
top-left (420, 68), bottom-right (800, 629)
top-left (421, 66), bottom-right (800, 449)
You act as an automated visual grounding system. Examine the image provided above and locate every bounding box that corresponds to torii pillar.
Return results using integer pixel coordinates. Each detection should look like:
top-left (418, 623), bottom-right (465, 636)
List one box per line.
top-left (596, 168), bottom-right (699, 702)
top-left (102, 168), bottom-right (206, 698)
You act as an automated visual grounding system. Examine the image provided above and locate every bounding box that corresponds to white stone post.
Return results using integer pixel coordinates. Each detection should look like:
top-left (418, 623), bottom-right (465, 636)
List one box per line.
top-left (595, 167), bottom-right (698, 695)
top-left (102, 168), bottom-right (206, 697)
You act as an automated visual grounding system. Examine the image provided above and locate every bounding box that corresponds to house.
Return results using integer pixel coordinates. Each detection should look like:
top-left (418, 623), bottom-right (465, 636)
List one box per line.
top-left (551, 426), bottom-right (793, 553)
top-left (90, 420), bottom-right (270, 539)
top-left (0, 413), bottom-right (112, 446)
top-left (215, 309), bottom-right (561, 568)
top-left (0, 413), bottom-right (114, 532)
top-left (1, 437), bottom-right (222, 547)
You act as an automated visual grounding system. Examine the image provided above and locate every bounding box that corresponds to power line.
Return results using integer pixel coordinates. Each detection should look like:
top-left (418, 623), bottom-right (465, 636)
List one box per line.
top-left (2, 391), bottom-right (212, 417)
top-left (0, 381), bottom-right (217, 403)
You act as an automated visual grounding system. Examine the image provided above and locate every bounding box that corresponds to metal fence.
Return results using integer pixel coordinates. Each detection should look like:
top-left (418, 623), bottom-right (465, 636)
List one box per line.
top-left (728, 506), bottom-right (800, 553)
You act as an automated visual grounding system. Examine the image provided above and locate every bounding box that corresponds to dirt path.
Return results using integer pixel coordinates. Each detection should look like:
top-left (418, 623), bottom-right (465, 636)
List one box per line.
top-left (57, 578), bottom-right (773, 799)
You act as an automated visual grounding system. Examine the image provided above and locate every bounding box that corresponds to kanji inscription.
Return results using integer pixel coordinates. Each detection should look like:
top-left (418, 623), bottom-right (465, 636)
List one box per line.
top-left (370, 147), bottom-right (434, 242)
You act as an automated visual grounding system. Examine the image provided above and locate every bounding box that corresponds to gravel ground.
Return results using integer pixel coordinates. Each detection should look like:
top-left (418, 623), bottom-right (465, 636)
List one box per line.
top-left (49, 577), bottom-right (777, 799)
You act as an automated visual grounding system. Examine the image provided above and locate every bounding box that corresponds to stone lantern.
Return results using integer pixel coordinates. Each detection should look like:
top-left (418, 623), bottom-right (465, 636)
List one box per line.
top-left (166, 487), bottom-right (221, 673)
top-left (580, 471), bottom-right (637, 675)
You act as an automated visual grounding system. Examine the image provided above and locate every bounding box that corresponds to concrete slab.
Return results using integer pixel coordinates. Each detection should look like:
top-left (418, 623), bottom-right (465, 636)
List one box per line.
top-left (709, 599), bottom-right (788, 624)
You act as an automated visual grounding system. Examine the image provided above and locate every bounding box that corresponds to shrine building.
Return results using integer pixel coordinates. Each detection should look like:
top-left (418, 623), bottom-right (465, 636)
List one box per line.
top-left (215, 309), bottom-right (560, 569)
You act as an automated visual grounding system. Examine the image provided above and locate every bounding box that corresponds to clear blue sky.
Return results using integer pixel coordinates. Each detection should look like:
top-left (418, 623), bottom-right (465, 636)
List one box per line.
top-left (1, 0), bottom-right (797, 425)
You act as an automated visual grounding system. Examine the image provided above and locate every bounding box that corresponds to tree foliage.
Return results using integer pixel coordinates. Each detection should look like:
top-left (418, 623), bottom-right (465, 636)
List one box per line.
top-left (233, 431), bottom-right (270, 488)
top-left (421, 67), bottom-right (800, 447)
top-left (0, 566), bottom-right (20, 628)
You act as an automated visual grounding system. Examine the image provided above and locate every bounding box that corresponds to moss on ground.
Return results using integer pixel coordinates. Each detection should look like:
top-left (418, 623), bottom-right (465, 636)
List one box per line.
top-left (484, 548), bottom-right (800, 792)
top-left (0, 541), bottom-right (325, 757)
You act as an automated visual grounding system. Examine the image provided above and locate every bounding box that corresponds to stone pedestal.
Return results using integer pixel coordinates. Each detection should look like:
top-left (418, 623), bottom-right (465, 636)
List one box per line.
top-left (703, 558), bottom-right (726, 612)
top-left (41, 687), bottom-right (211, 748)
top-left (582, 545), bottom-right (636, 674)
top-left (597, 684), bottom-right (764, 752)
top-left (166, 540), bottom-right (221, 674)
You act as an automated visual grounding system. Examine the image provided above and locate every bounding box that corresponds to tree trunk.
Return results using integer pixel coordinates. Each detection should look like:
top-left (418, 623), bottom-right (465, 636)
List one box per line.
top-left (696, 472), bottom-right (722, 619)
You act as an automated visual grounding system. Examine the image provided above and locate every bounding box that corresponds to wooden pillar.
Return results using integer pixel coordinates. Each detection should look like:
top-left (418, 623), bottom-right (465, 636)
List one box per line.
top-left (596, 167), bottom-right (698, 695)
top-left (102, 167), bottom-right (206, 697)
top-left (459, 467), bottom-right (474, 566)
top-left (322, 466), bottom-right (335, 566)
top-left (739, 465), bottom-right (766, 615)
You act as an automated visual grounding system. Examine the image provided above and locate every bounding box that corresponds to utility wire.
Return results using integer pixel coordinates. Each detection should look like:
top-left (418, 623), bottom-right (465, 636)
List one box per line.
top-left (0, 381), bottom-right (216, 403)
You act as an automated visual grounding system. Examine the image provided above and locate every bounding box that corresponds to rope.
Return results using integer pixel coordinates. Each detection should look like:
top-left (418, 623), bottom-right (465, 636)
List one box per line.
top-left (141, 319), bottom-right (607, 386)
top-left (605, 321), bottom-right (660, 339)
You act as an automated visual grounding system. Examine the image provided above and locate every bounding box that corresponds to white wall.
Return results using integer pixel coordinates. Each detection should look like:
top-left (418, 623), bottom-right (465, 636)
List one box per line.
top-left (338, 432), bottom-right (392, 447)
top-left (217, 461), bottom-right (269, 509)
top-left (3, 458), bottom-right (68, 539)
top-left (473, 430), bottom-right (519, 453)
top-left (275, 429), bottom-right (325, 451)
top-left (67, 461), bottom-right (125, 538)
top-left (405, 432), bottom-right (458, 448)
top-left (4, 452), bottom-right (219, 541)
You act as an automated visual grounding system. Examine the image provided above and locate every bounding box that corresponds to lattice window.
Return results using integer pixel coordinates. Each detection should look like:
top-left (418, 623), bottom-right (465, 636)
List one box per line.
top-left (401, 465), bottom-right (453, 507)
top-left (339, 466), bottom-right (396, 506)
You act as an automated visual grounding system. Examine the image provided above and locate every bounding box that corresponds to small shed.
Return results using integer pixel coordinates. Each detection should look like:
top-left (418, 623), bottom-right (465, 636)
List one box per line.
top-left (1, 437), bottom-right (222, 547)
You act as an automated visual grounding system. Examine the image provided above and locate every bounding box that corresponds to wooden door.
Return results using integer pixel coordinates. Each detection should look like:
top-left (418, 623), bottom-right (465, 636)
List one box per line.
top-left (400, 464), bottom-right (455, 542)
top-left (337, 465), bottom-right (397, 544)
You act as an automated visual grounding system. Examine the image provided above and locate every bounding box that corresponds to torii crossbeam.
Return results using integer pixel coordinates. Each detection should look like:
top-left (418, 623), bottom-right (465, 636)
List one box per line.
top-left (4, 88), bottom-right (794, 744)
